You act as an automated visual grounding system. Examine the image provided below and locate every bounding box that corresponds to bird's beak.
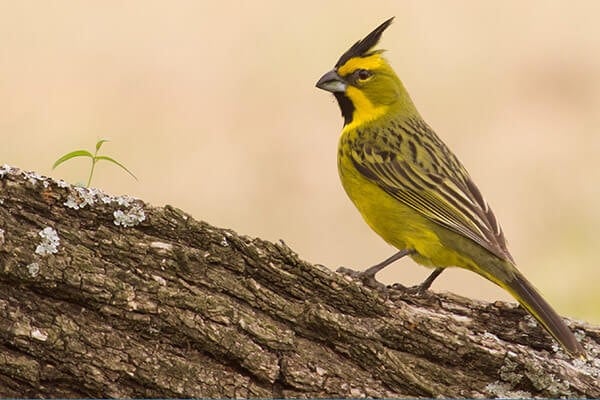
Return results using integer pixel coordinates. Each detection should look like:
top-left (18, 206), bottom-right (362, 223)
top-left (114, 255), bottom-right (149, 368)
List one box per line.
top-left (316, 70), bottom-right (347, 93)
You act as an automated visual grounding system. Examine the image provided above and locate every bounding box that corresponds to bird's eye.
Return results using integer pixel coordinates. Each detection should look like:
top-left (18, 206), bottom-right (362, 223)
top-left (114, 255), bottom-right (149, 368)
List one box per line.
top-left (356, 69), bottom-right (373, 81)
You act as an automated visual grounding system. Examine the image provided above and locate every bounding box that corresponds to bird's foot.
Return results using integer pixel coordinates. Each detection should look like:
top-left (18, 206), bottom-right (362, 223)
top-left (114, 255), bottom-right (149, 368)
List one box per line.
top-left (336, 267), bottom-right (387, 291)
top-left (390, 281), bottom-right (431, 295)
top-left (390, 268), bottom-right (443, 295)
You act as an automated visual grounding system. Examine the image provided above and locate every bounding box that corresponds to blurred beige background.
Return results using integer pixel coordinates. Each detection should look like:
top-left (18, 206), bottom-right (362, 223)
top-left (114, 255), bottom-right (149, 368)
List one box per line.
top-left (1, 1), bottom-right (599, 322)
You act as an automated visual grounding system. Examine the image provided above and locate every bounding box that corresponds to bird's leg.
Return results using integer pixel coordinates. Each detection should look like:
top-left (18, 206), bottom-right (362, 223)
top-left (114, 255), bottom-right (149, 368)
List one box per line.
top-left (390, 267), bottom-right (444, 294)
top-left (362, 249), bottom-right (413, 279)
top-left (356, 249), bottom-right (414, 289)
top-left (414, 267), bottom-right (444, 291)
top-left (337, 249), bottom-right (413, 289)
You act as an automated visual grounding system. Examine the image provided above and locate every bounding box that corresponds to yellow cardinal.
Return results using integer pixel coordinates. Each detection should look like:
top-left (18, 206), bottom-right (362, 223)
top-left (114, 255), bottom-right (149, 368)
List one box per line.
top-left (316, 17), bottom-right (584, 357)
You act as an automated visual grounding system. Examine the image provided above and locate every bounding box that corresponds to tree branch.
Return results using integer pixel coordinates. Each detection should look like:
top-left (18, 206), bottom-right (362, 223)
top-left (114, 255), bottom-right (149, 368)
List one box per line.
top-left (1, 165), bottom-right (599, 397)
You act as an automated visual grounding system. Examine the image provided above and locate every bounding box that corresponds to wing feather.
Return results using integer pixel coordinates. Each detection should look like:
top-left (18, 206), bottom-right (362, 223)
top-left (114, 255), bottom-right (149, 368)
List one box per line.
top-left (350, 121), bottom-right (512, 262)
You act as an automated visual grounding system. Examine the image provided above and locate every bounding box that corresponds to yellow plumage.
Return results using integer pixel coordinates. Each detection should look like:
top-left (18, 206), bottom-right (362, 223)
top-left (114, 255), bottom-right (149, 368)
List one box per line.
top-left (316, 17), bottom-right (584, 357)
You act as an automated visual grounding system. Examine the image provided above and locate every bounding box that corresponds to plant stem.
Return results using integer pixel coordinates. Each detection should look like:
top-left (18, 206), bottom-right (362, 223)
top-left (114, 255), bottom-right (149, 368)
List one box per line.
top-left (87, 158), bottom-right (96, 188)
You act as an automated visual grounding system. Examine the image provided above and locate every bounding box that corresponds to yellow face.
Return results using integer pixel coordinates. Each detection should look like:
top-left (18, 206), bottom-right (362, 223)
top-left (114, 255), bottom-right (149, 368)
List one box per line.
top-left (316, 17), bottom-right (414, 129)
top-left (335, 53), bottom-right (403, 132)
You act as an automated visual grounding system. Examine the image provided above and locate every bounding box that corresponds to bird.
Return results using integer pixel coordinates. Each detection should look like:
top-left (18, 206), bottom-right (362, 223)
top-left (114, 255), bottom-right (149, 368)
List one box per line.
top-left (315, 17), bottom-right (584, 357)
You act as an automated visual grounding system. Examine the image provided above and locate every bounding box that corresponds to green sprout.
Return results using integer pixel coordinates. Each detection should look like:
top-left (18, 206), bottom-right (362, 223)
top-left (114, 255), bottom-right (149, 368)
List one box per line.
top-left (52, 139), bottom-right (137, 187)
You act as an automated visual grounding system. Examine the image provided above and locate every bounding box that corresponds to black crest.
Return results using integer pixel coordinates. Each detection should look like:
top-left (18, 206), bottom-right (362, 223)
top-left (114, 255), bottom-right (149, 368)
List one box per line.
top-left (335, 17), bottom-right (394, 68)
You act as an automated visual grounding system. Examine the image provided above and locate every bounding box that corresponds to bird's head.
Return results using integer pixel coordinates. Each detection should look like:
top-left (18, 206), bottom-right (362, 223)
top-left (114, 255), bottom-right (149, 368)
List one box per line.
top-left (316, 17), bottom-right (416, 128)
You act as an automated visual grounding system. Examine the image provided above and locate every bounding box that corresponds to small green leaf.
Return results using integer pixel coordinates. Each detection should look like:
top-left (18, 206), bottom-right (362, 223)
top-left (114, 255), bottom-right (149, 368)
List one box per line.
top-left (95, 139), bottom-right (109, 152)
top-left (52, 150), bottom-right (94, 170)
top-left (95, 155), bottom-right (137, 180)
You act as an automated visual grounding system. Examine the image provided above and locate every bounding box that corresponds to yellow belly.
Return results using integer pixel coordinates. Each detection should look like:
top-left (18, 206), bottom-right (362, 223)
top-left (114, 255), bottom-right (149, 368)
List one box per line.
top-left (338, 149), bottom-right (474, 270)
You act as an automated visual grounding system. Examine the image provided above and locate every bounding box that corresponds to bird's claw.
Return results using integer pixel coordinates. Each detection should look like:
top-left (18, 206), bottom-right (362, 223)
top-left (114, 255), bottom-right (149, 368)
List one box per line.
top-left (337, 267), bottom-right (434, 295)
top-left (390, 282), bottom-right (430, 295)
top-left (337, 267), bottom-right (387, 291)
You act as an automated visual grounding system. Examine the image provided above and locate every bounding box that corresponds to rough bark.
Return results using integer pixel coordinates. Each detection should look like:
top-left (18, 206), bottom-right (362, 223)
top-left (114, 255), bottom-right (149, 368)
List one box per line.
top-left (0, 165), bottom-right (599, 398)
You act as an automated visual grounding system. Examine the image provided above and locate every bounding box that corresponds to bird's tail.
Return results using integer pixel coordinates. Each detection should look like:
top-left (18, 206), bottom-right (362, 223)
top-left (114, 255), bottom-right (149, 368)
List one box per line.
top-left (496, 267), bottom-right (585, 357)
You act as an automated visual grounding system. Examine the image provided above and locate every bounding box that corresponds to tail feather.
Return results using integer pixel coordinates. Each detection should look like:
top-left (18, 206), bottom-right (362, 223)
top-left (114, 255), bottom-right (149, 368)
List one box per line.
top-left (504, 270), bottom-right (584, 357)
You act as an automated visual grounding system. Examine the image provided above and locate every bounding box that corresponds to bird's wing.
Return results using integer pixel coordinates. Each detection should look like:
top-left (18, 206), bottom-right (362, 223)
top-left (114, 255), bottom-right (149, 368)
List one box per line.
top-left (350, 139), bottom-right (512, 262)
